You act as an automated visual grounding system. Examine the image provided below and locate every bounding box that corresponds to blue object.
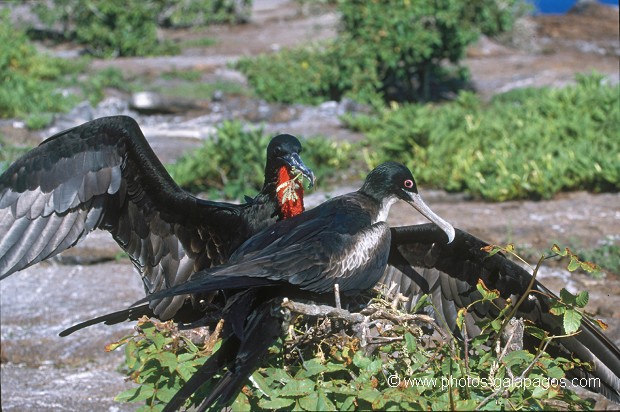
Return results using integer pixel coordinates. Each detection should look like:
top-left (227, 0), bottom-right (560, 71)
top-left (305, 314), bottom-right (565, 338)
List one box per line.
top-left (527, 0), bottom-right (618, 14)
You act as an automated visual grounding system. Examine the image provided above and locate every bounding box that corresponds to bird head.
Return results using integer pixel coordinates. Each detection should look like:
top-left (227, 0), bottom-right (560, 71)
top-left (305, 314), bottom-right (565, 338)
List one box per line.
top-left (362, 161), bottom-right (455, 243)
top-left (265, 134), bottom-right (315, 219)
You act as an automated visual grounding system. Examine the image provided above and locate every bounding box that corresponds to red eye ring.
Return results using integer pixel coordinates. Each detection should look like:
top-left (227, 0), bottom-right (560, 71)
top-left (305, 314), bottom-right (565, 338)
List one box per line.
top-left (404, 179), bottom-right (414, 189)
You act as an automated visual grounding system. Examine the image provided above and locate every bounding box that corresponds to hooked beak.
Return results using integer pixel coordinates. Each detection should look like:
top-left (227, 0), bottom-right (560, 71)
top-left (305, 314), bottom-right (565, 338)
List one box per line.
top-left (406, 193), bottom-right (455, 243)
top-left (283, 153), bottom-right (316, 188)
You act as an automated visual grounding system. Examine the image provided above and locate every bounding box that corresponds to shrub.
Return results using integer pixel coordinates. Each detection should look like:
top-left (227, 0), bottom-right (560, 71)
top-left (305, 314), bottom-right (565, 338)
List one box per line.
top-left (111, 245), bottom-right (600, 411)
top-left (235, 45), bottom-right (344, 105)
top-left (28, 0), bottom-right (253, 57)
top-left (1, 9), bottom-right (132, 127)
top-left (156, 0), bottom-right (253, 27)
top-left (166, 121), bottom-right (355, 200)
top-left (345, 74), bottom-right (620, 201)
top-left (30, 0), bottom-right (177, 57)
top-left (237, 0), bottom-right (525, 104)
top-left (0, 10), bottom-right (82, 126)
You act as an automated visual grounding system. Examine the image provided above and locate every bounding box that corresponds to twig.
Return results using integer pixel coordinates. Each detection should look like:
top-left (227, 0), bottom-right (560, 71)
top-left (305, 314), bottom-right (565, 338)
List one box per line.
top-left (281, 299), bottom-right (364, 322)
top-left (334, 283), bottom-right (341, 310)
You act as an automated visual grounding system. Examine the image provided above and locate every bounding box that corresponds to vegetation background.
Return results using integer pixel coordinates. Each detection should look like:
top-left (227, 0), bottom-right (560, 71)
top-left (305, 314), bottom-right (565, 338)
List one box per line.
top-left (1, 0), bottom-right (619, 411)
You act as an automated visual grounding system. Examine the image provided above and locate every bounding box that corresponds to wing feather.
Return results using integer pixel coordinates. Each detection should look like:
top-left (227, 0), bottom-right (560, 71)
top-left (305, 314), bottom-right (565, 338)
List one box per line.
top-left (0, 116), bottom-right (243, 318)
top-left (385, 223), bottom-right (620, 402)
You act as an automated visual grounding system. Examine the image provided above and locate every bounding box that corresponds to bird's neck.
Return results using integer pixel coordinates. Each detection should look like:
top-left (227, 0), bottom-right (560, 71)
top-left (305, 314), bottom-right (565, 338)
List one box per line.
top-left (374, 195), bottom-right (398, 224)
top-left (274, 166), bottom-right (304, 219)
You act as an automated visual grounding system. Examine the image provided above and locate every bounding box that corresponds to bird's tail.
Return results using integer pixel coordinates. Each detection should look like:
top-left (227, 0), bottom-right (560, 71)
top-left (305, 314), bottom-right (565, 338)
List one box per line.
top-left (59, 304), bottom-right (154, 336)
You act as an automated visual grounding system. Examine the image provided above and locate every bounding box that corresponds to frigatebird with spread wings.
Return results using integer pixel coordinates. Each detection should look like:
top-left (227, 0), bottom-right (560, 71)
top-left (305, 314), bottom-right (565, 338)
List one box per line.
top-left (0, 115), bottom-right (315, 321)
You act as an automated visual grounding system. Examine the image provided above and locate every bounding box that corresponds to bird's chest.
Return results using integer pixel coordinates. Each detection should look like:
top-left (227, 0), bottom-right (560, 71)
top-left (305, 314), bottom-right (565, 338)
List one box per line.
top-left (334, 224), bottom-right (391, 293)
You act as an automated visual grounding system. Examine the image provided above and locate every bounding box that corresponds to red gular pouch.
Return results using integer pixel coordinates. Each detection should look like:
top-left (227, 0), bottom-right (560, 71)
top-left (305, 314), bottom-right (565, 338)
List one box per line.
top-left (276, 166), bottom-right (305, 219)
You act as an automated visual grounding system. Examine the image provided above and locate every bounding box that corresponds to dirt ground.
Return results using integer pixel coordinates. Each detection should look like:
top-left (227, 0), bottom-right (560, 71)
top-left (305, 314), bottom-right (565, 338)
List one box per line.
top-left (1, 1), bottom-right (619, 410)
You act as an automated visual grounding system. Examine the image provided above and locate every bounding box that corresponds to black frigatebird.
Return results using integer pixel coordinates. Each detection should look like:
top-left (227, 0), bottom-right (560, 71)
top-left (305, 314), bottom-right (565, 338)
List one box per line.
top-left (382, 223), bottom-right (620, 403)
top-left (134, 161), bottom-right (455, 410)
top-left (0, 115), bottom-right (315, 321)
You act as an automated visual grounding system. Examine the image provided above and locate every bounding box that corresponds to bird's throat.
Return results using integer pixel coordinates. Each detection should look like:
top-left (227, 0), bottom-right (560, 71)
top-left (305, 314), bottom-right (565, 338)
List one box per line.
top-left (276, 166), bottom-right (304, 219)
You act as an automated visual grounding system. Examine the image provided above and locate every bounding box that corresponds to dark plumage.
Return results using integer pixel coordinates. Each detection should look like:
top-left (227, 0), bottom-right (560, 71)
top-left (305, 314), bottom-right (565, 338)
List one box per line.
top-left (0, 115), bottom-right (314, 320)
top-left (382, 223), bottom-right (620, 403)
top-left (136, 161), bottom-right (455, 410)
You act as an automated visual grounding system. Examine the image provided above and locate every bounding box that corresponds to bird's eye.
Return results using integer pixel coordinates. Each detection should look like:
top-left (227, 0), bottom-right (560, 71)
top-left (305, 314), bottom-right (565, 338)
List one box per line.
top-left (404, 179), bottom-right (414, 189)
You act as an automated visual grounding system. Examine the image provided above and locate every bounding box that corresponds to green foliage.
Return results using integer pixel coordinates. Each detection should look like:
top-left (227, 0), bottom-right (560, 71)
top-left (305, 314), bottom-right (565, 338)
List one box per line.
top-left (156, 0), bottom-right (252, 27)
top-left (0, 10), bottom-right (82, 126)
top-left (31, 0), bottom-right (177, 57)
top-left (1, 10), bottom-right (132, 127)
top-left (29, 0), bottom-right (252, 57)
top-left (575, 238), bottom-right (620, 277)
top-left (0, 138), bottom-right (30, 174)
top-left (78, 66), bottom-right (132, 105)
top-left (113, 245), bottom-right (606, 411)
top-left (346, 74), bottom-right (620, 201)
top-left (110, 317), bottom-right (213, 411)
top-left (235, 45), bottom-right (344, 105)
top-left (166, 121), bottom-right (355, 200)
top-left (237, 0), bottom-right (524, 104)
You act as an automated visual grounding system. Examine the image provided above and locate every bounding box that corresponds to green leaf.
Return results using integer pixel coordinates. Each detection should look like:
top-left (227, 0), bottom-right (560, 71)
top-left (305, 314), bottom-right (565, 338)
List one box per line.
top-left (531, 384), bottom-right (548, 399)
top-left (317, 388), bottom-right (337, 411)
top-left (404, 332), bottom-right (417, 352)
top-left (412, 294), bottom-right (430, 312)
top-left (250, 370), bottom-right (274, 398)
top-left (352, 351), bottom-right (370, 369)
top-left (546, 365), bottom-right (565, 380)
top-left (455, 399), bottom-right (478, 410)
top-left (115, 384), bottom-right (155, 402)
top-left (549, 302), bottom-right (566, 316)
top-left (297, 358), bottom-right (328, 378)
top-left (176, 363), bottom-right (196, 382)
top-left (177, 352), bottom-right (198, 363)
top-left (115, 387), bottom-right (141, 403)
top-left (563, 309), bottom-right (583, 334)
top-left (551, 244), bottom-right (565, 256)
top-left (559, 288), bottom-right (577, 305)
top-left (575, 291), bottom-right (589, 308)
top-left (357, 388), bottom-right (381, 403)
top-left (258, 396), bottom-right (295, 409)
top-left (151, 332), bottom-right (166, 351)
top-left (524, 325), bottom-right (546, 341)
top-left (340, 396), bottom-right (356, 411)
top-left (456, 308), bottom-right (466, 330)
top-left (491, 318), bottom-right (502, 331)
top-left (155, 384), bottom-right (178, 403)
top-left (280, 378), bottom-right (315, 397)
top-left (567, 257), bottom-right (581, 272)
top-left (503, 350), bottom-right (534, 368)
top-left (157, 351), bottom-right (178, 374)
top-left (476, 279), bottom-right (500, 300)
top-left (324, 361), bottom-right (347, 373)
top-left (232, 391), bottom-right (253, 412)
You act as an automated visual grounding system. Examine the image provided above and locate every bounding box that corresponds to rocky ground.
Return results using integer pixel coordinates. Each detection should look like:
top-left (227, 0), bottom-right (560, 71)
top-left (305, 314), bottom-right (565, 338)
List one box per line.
top-left (1, 0), bottom-right (619, 410)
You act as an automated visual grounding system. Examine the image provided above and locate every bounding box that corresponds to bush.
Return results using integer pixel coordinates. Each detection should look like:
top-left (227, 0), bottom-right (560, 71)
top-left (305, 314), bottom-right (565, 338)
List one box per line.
top-left (345, 74), bottom-right (620, 201)
top-left (1, 10), bottom-right (133, 128)
top-left (156, 0), bottom-right (253, 27)
top-left (166, 121), bottom-right (355, 200)
top-left (111, 246), bottom-right (600, 411)
top-left (28, 0), bottom-right (253, 57)
top-left (30, 0), bottom-right (176, 57)
top-left (237, 0), bottom-right (525, 104)
top-left (0, 10), bottom-right (83, 126)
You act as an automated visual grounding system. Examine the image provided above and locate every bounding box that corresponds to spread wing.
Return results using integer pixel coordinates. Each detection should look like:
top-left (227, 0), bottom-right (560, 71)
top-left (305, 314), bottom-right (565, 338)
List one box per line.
top-left (141, 194), bottom-right (391, 302)
top-left (383, 223), bottom-right (620, 402)
top-left (0, 115), bottom-right (243, 319)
